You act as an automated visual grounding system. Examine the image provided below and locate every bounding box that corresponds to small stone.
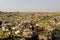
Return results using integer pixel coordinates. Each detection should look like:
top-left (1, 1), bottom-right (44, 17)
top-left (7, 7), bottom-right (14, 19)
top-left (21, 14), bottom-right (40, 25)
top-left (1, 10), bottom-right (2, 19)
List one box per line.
top-left (15, 30), bottom-right (20, 34)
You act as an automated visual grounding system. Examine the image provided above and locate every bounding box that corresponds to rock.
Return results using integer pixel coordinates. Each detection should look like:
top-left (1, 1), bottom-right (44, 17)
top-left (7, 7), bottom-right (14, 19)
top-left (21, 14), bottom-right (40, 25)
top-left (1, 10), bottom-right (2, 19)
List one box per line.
top-left (2, 27), bottom-right (5, 31)
top-left (34, 25), bottom-right (44, 34)
top-left (52, 29), bottom-right (60, 40)
top-left (47, 35), bottom-right (52, 40)
top-left (15, 30), bottom-right (20, 34)
top-left (25, 33), bottom-right (39, 40)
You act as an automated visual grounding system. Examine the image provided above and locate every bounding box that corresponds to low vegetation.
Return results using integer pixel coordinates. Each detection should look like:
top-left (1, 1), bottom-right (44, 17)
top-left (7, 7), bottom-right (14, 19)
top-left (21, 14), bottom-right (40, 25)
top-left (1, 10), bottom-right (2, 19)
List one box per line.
top-left (0, 12), bottom-right (60, 40)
